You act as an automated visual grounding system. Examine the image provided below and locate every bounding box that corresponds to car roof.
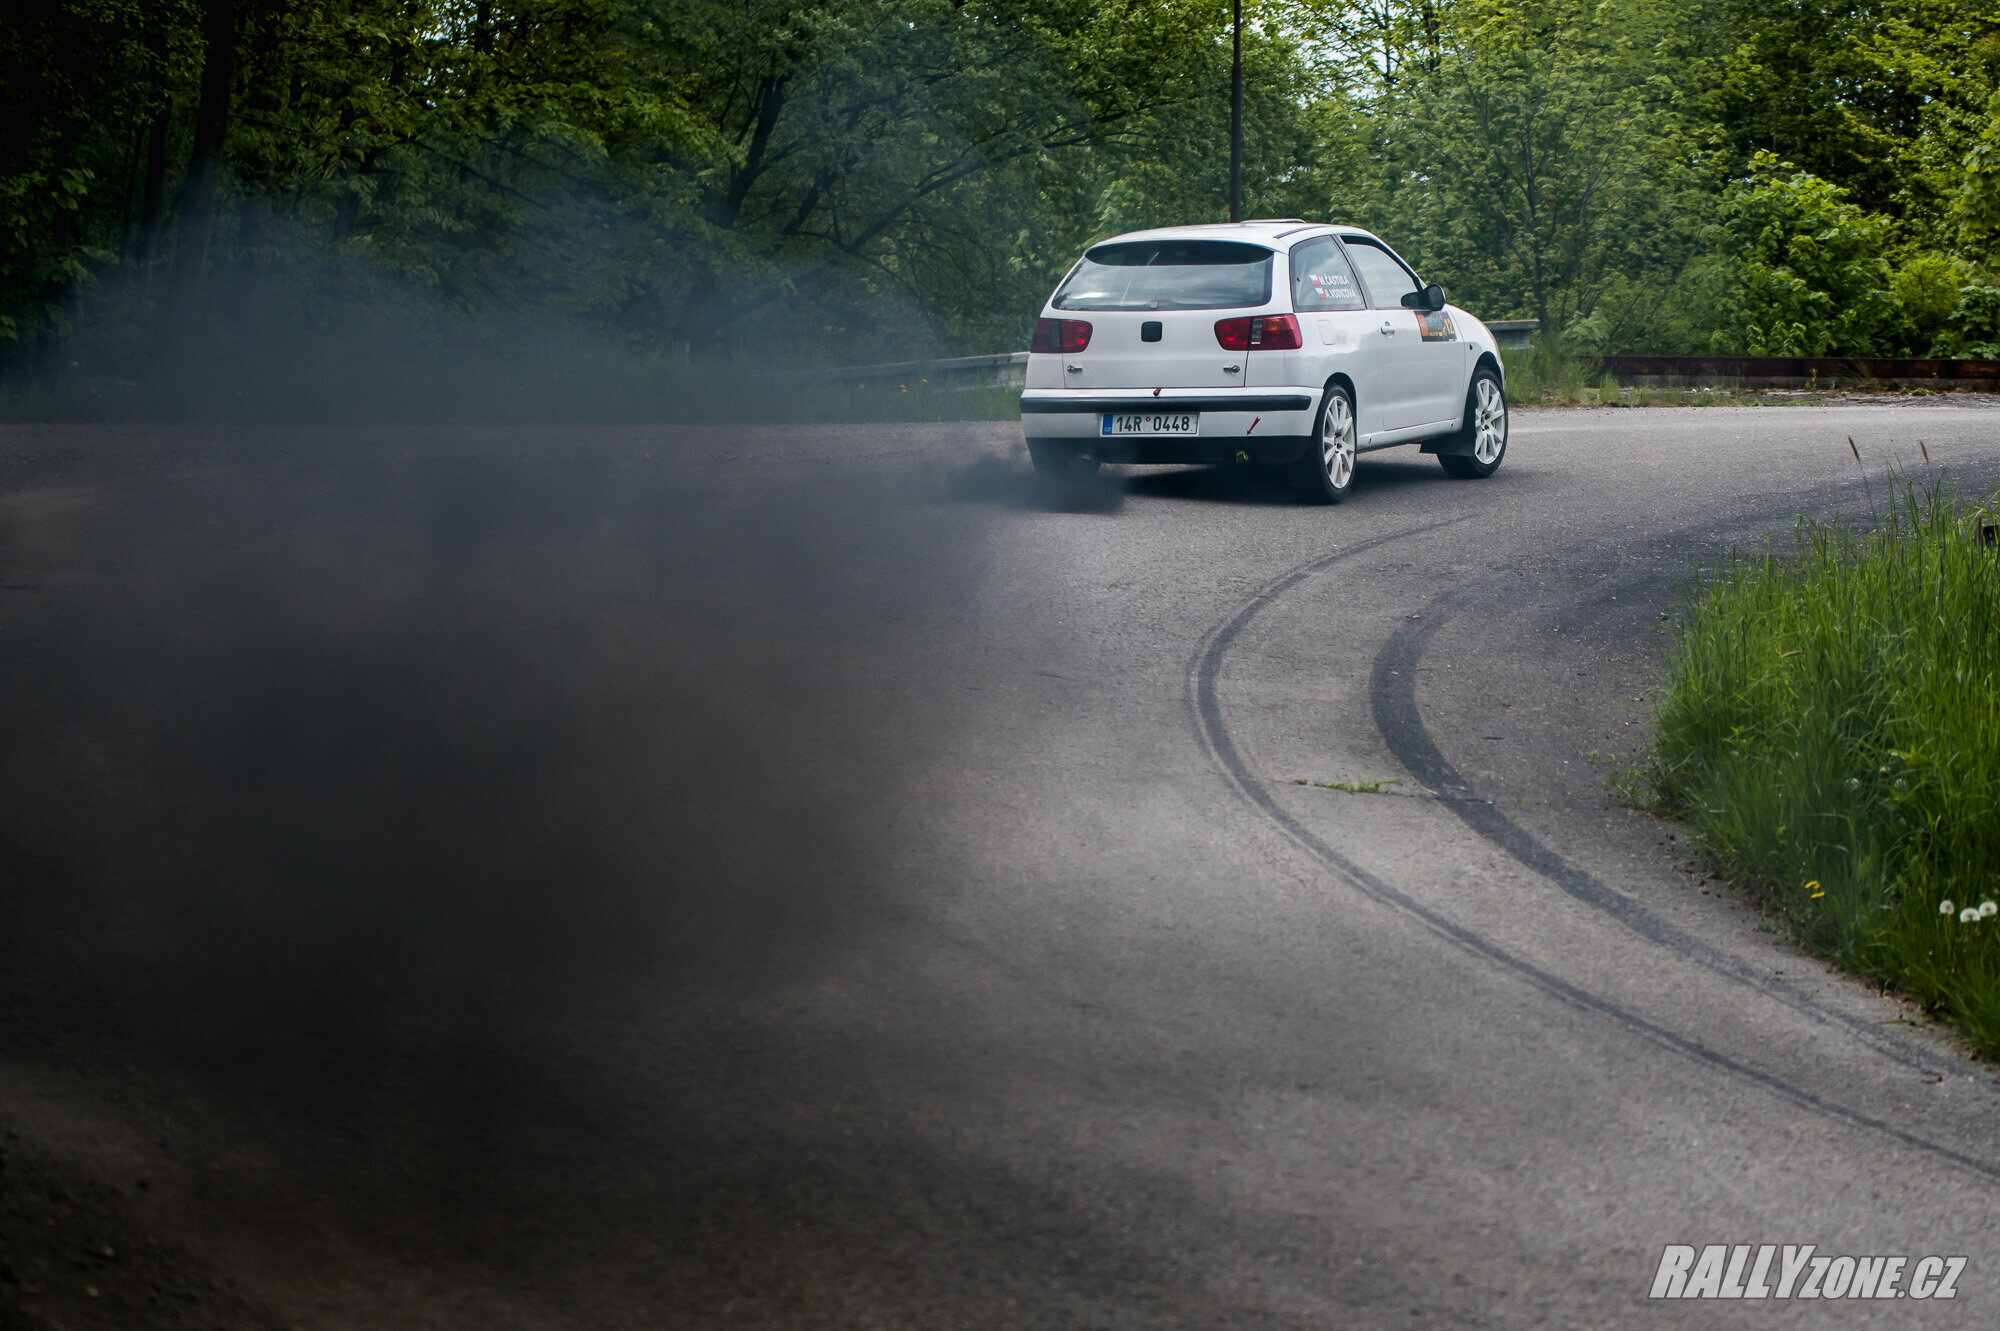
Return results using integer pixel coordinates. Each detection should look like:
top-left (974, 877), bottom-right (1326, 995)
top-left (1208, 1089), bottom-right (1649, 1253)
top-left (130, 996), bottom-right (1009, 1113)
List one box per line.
top-left (1088, 221), bottom-right (1378, 250)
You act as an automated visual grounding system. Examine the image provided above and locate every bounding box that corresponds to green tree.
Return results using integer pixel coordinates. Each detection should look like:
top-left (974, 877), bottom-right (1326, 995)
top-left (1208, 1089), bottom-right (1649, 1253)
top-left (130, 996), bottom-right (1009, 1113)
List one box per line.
top-left (6, 0), bottom-right (1999, 374)
top-left (1312, 0), bottom-right (1726, 342)
top-left (1706, 152), bottom-right (1895, 355)
top-left (1720, 0), bottom-right (1999, 229)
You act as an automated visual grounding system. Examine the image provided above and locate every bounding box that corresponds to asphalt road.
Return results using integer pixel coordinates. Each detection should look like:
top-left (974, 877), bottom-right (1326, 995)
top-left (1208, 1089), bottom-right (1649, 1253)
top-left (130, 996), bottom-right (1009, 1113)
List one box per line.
top-left (4, 402), bottom-right (2000, 1328)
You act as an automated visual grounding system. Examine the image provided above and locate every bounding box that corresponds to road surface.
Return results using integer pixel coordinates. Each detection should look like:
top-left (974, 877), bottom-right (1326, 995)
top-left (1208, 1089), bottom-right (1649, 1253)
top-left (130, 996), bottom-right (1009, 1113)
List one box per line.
top-left (3, 402), bottom-right (1999, 1327)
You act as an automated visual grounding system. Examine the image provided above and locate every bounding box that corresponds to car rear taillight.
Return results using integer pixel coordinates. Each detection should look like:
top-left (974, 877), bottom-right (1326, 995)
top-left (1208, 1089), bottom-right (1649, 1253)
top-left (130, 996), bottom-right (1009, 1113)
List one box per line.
top-left (1214, 314), bottom-right (1303, 351)
top-left (1031, 318), bottom-right (1093, 354)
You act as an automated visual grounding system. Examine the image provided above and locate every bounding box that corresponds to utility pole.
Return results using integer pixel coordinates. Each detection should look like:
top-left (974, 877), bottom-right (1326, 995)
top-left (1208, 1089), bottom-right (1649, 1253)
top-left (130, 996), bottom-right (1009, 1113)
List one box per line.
top-left (1229, 0), bottom-right (1243, 222)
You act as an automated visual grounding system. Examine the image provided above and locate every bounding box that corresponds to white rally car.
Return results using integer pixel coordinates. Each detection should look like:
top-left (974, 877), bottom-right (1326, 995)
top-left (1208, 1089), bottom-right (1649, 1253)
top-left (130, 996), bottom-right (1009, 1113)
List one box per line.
top-left (1020, 221), bottom-right (1508, 502)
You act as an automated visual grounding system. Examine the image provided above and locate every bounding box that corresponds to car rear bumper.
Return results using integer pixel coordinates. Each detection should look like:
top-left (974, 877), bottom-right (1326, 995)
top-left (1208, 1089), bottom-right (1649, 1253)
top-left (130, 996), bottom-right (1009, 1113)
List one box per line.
top-left (1020, 387), bottom-right (1319, 463)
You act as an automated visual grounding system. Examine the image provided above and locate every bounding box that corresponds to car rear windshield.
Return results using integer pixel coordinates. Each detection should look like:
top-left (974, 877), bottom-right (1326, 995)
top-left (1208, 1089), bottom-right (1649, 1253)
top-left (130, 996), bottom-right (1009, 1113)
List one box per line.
top-left (1052, 240), bottom-right (1274, 311)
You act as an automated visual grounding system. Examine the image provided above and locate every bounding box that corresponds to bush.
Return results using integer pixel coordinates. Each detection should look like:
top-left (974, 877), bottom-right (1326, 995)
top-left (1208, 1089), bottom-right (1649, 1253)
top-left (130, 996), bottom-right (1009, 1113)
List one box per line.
top-left (1649, 482), bottom-right (2000, 1053)
top-left (1948, 277), bottom-right (2000, 357)
top-left (1710, 153), bottom-right (1897, 356)
top-left (1501, 342), bottom-right (1591, 403)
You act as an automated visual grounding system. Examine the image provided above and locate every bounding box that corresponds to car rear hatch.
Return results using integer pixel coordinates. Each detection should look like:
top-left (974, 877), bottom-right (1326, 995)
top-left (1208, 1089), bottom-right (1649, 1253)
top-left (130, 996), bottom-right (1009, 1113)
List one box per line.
top-left (1063, 310), bottom-right (1251, 390)
top-left (1050, 239), bottom-right (1275, 391)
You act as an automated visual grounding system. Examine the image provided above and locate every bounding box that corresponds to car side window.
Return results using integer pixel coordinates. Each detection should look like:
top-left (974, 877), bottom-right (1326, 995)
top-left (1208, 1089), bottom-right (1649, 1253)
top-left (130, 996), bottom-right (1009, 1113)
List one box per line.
top-left (1340, 238), bottom-right (1422, 309)
top-left (1290, 236), bottom-right (1366, 312)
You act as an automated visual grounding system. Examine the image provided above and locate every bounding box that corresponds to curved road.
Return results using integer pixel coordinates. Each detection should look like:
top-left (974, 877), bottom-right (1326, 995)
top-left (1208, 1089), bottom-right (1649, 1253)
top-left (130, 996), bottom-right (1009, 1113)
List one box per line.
top-left (3, 402), bottom-right (1999, 1327)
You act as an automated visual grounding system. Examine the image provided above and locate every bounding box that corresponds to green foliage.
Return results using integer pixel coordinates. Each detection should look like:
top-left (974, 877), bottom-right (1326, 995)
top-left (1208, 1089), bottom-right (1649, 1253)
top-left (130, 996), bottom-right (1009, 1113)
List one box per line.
top-left (6, 0), bottom-right (2000, 380)
top-left (0, 2), bottom-right (196, 323)
top-left (1958, 87), bottom-right (2000, 258)
top-left (1891, 252), bottom-right (1972, 352)
top-left (1720, 0), bottom-right (1999, 223)
top-left (1949, 275), bottom-right (2000, 355)
top-left (1650, 483), bottom-right (2000, 1055)
top-left (1304, 0), bottom-right (2000, 358)
top-left (2, 0), bottom-right (1281, 370)
top-left (1358, 0), bottom-right (1721, 337)
top-left (1708, 152), bottom-right (1896, 355)
top-left (1693, 150), bottom-right (2000, 357)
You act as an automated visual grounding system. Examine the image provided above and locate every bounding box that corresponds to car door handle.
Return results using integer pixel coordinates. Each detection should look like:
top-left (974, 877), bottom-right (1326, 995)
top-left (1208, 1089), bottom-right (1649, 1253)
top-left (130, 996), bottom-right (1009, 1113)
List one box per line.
top-left (1379, 320), bottom-right (1397, 336)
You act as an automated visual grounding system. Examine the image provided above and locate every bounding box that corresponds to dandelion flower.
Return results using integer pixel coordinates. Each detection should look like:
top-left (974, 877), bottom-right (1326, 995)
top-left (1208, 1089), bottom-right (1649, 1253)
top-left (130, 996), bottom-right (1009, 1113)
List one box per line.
top-left (1983, 902), bottom-right (1998, 919)
top-left (1940, 900), bottom-right (1955, 915)
top-left (1962, 908), bottom-right (1980, 923)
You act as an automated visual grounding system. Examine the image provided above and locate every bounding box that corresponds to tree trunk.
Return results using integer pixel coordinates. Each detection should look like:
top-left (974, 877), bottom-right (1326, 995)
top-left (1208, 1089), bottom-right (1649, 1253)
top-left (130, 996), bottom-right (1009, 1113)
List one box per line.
top-left (120, 121), bottom-right (145, 254)
top-left (232, 2), bottom-right (287, 341)
top-left (157, 0), bottom-right (239, 358)
top-left (128, 11), bottom-right (173, 275)
top-left (135, 98), bottom-right (174, 292)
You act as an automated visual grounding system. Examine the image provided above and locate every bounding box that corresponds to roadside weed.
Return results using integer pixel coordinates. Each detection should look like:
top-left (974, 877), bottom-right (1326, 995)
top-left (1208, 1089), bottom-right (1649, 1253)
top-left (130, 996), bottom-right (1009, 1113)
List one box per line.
top-left (1649, 479), bottom-right (2000, 1055)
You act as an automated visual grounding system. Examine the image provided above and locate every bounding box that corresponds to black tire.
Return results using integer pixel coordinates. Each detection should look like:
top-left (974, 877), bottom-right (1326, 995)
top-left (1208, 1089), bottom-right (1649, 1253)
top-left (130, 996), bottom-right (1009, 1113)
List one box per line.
top-left (1293, 382), bottom-right (1358, 504)
top-left (1027, 439), bottom-right (1101, 480)
top-left (1439, 364), bottom-right (1507, 479)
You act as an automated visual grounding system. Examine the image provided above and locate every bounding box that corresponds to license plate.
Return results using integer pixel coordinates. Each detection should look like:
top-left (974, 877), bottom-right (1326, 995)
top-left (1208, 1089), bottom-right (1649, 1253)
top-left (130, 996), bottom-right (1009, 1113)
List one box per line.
top-left (1101, 411), bottom-right (1199, 436)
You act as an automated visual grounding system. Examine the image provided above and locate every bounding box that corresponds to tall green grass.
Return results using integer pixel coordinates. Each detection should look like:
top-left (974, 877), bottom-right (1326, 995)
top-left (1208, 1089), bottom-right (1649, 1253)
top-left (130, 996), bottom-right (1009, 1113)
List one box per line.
top-left (1650, 481), bottom-right (2000, 1053)
top-left (1500, 343), bottom-right (1593, 404)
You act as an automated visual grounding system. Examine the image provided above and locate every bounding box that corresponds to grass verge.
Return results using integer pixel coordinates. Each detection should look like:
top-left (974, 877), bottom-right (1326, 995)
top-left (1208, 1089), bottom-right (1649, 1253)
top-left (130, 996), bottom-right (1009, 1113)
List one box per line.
top-left (1647, 481), bottom-right (2000, 1055)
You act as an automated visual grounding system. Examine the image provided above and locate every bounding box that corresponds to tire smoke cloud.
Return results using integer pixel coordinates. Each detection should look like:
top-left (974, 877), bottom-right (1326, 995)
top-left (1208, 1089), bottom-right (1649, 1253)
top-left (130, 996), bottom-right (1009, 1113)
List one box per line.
top-left (0, 423), bottom-right (988, 1118)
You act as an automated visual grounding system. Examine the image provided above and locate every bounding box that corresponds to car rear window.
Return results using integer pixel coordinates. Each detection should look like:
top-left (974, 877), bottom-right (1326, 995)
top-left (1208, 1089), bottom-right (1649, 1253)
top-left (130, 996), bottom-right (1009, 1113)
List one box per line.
top-left (1052, 240), bottom-right (1274, 311)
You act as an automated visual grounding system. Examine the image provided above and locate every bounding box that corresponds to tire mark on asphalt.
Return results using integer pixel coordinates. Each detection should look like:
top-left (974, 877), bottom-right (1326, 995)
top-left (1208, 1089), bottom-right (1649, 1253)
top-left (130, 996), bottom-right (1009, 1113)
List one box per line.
top-left (1187, 528), bottom-right (2000, 1185)
top-left (1372, 596), bottom-right (1961, 1083)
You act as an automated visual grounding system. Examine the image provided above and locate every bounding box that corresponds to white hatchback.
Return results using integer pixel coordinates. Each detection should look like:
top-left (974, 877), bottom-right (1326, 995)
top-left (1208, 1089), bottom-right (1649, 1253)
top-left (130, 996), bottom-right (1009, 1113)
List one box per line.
top-left (1019, 221), bottom-right (1508, 501)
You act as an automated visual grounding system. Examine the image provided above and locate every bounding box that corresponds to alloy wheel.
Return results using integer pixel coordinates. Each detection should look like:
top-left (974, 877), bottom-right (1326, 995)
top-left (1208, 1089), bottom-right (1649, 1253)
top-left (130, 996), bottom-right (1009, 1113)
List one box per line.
top-left (1473, 377), bottom-right (1507, 465)
top-left (1321, 391), bottom-right (1356, 490)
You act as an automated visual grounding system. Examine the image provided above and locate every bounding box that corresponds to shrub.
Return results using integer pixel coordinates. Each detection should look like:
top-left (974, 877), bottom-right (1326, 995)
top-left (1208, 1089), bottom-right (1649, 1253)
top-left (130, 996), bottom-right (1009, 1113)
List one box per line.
top-left (1710, 153), bottom-right (1897, 356)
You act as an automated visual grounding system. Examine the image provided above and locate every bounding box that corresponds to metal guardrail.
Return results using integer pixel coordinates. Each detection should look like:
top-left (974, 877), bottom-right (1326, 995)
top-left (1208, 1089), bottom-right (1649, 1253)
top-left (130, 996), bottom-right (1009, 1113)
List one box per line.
top-left (769, 346), bottom-right (2000, 393)
top-left (761, 351), bottom-right (1028, 390)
